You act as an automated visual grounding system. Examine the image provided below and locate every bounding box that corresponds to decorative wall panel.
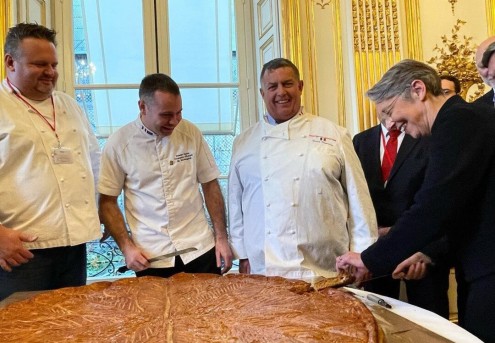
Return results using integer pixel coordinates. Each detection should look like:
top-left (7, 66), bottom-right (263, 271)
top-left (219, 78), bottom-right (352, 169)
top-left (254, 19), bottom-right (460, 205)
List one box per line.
top-left (352, 0), bottom-right (402, 130)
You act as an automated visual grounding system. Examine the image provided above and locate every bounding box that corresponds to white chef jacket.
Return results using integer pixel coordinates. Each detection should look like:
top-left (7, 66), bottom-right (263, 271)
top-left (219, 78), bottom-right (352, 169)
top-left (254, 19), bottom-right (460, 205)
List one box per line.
top-left (228, 111), bottom-right (377, 280)
top-left (0, 79), bottom-right (101, 248)
top-left (98, 118), bottom-right (219, 267)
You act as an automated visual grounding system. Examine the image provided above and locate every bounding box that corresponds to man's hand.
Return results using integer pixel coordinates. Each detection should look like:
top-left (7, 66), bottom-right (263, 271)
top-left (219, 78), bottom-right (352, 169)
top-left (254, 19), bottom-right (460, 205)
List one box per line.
top-left (215, 237), bottom-right (233, 274)
top-left (392, 252), bottom-right (432, 280)
top-left (0, 225), bottom-right (37, 272)
top-left (121, 243), bottom-right (150, 272)
top-left (336, 252), bottom-right (370, 284)
top-left (239, 259), bottom-right (250, 274)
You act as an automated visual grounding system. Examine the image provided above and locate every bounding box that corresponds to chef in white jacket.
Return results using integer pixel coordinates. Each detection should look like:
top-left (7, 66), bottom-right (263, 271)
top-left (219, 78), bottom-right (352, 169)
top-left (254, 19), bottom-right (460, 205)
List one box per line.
top-left (228, 58), bottom-right (377, 281)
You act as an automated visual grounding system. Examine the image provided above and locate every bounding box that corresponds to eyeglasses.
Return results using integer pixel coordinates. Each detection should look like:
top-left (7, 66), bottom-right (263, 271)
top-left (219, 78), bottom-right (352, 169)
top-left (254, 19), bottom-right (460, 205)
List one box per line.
top-left (381, 85), bottom-right (411, 117)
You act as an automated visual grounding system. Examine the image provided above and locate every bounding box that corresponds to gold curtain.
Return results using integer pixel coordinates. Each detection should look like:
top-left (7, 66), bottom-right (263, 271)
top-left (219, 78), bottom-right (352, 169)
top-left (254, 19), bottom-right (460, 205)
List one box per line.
top-left (279, 1), bottom-right (317, 114)
top-left (487, 0), bottom-right (495, 36)
top-left (352, 0), bottom-right (403, 131)
top-left (0, 0), bottom-right (11, 79)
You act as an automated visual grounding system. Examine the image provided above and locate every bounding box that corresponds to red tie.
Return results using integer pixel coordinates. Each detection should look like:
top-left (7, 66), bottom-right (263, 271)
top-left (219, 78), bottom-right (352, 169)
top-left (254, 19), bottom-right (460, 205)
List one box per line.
top-left (381, 130), bottom-right (400, 182)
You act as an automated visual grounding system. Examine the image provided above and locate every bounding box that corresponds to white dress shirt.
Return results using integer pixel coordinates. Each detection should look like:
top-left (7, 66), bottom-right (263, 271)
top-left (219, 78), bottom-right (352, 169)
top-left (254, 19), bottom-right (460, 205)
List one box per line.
top-left (228, 111), bottom-right (378, 280)
top-left (0, 79), bottom-right (101, 248)
top-left (98, 118), bottom-right (219, 267)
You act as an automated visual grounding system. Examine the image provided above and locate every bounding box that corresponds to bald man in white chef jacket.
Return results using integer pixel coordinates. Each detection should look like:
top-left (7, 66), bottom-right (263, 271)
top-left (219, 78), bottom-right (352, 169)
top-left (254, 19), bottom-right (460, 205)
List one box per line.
top-left (228, 58), bottom-right (377, 281)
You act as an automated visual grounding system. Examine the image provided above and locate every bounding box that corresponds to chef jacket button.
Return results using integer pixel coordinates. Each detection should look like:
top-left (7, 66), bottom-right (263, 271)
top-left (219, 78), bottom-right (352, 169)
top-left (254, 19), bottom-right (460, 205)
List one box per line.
top-left (263, 156), bottom-right (268, 159)
top-left (85, 200), bottom-right (89, 204)
top-left (266, 203), bottom-right (270, 207)
top-left (41, 130), bottom-right (46, 133)
top-left (81, 174), bottom-right (86, 179)
top-left (60, 178), bottom-right (64, 182)
top-left (65, 203), bottom-right (70, 208)
top-left (264, 177), bottom-right (269, 181)
top-left (73, 129), bottom-right (77, 132)
top-left (77, 151), bottom-right (81, 155)
top-left (302, 135), bottom-right (306, 138)
top-left (299, 153), bottom-right (304, 157)
top-left (293, 177), bottom-right (299, 181)
top-left (290, 202), bottom-right (296, 207)
top-left (267, 231), bottom-right (271, 235)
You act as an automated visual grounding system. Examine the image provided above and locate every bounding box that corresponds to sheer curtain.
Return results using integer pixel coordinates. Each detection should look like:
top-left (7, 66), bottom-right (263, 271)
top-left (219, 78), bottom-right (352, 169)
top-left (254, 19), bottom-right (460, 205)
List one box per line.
top-left (0, 1), bottom-right (11, 79)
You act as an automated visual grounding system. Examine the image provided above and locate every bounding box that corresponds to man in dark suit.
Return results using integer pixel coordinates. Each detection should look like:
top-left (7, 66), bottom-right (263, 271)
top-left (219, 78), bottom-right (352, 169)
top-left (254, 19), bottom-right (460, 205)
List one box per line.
top-left (338, 60), bottom-right (495, 342)
top-left (353, 113), bottom-right (450, 318)
top-left (474, 36), bottom-right (495, 107)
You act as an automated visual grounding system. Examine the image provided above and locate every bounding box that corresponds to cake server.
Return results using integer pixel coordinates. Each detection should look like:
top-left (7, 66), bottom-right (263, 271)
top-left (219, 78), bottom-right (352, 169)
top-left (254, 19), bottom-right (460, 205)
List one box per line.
top-left (117, 247), bottom-right (197, 273)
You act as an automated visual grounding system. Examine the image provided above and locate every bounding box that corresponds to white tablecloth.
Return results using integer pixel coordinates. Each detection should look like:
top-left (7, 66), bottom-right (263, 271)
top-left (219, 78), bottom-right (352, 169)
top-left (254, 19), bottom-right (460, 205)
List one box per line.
top-left (345, 287), bottom-right (482, 343)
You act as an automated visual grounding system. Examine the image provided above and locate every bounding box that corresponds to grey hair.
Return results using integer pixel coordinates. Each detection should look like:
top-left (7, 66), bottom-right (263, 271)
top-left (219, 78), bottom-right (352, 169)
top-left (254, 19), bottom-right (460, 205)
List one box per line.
top-left (4, 23), bottom-right (57, 59)
top-left (366, 59), bottom-right (442, 103)
top-left (260, 58), bottom-right (300, 83)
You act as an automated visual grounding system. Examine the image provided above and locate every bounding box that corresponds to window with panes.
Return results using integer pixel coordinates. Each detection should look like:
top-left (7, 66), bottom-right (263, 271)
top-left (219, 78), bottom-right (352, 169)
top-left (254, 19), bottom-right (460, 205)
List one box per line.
top-left (68, 0), bottom-right (252, 279)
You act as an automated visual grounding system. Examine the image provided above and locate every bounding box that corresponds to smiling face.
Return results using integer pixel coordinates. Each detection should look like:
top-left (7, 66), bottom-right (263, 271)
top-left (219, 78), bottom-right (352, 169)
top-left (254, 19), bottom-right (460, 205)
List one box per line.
top-left (139, 90), bottom-right (182, 138)
top-left (375, 90), bottom-right (430, 138)
top-left (5, 37), bottom-right (58, 100)
top-left (260, 66), bottom-right (303, 123)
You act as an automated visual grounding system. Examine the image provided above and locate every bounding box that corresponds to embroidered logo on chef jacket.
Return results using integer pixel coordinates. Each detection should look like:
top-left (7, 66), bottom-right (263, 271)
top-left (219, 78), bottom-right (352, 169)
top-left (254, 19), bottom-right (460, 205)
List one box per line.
top-left (174, 152), bottom-right (193, 163)
top-left (309, 134), bottom-right (336, 145)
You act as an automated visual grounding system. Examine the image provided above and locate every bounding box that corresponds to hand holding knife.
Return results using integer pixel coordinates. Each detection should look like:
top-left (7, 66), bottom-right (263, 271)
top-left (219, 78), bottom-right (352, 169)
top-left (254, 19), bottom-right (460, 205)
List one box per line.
top-left (117, 247), bottom-right (197, 273)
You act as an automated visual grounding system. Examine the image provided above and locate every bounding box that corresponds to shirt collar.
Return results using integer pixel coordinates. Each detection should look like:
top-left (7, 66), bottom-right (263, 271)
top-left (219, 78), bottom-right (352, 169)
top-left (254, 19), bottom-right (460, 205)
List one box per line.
top-left (136, 118), bottom-right (155, 136)
top-left (263, 106), bottom-right (304, 126)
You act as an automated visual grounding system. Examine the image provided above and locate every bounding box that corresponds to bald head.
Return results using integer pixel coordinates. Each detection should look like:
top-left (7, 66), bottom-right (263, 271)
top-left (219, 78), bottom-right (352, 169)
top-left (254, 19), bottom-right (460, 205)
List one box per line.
top-left (476, 36), bottom-right (495, 87)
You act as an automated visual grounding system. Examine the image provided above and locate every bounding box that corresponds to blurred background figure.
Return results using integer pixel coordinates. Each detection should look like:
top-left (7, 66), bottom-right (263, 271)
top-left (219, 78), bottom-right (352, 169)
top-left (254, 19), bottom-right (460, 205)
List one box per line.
top-left (440, 74), bottom-right (461, 99)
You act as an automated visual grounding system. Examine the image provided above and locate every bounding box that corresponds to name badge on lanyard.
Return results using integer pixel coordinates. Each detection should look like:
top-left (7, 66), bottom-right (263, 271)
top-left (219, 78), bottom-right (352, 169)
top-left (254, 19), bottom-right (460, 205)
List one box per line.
top-left (52, 147), bottom-right (74, 164)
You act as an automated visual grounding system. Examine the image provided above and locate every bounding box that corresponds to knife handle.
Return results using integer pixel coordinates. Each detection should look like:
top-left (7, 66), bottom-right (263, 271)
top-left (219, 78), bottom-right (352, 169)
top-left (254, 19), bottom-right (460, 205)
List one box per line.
top-left (117, 265), bottom-right (130, 273)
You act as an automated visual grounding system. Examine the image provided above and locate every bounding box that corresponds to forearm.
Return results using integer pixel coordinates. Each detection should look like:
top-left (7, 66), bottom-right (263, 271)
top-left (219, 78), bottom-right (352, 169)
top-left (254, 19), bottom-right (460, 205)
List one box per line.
top-left (201, 179), bottom-right (228, 241)
top-left (98, 194), bottom-right (134, 252)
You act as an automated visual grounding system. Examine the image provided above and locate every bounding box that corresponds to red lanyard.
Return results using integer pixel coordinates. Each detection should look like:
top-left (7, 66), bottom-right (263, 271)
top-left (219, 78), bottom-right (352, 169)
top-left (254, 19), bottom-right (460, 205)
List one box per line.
top-left (6, 78), bottom-right (60, 146)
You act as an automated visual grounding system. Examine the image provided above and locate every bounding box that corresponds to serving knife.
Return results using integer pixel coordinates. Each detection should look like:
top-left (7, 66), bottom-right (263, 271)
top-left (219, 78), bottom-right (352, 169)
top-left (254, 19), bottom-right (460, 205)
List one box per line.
top-left (117, 247), bottom-right (197, 273)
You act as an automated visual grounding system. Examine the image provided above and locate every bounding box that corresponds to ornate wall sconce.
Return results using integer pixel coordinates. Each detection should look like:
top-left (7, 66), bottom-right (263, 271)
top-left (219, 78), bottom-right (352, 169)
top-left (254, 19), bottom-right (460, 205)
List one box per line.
top-left (427, 19), bottom-right (484, 101)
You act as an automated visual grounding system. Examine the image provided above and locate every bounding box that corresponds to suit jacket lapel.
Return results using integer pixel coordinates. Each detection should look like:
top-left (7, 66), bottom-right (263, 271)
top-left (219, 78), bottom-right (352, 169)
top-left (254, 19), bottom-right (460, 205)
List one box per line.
top-left (388, 134), bottom-right (416, 182)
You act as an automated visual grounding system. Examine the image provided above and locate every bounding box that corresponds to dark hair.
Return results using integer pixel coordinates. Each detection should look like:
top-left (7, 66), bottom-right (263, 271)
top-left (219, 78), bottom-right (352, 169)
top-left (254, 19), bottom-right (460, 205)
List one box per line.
top-left (4, 23), bottom-right (57, 59)
top-left (440, 74), bottom-right (461, 94)
top-left (260, 58), bottom-right (300, 83)
top-left (367, 59), bottom-right (442, 103)
top-left (139, 73), bottom-right (180, 103)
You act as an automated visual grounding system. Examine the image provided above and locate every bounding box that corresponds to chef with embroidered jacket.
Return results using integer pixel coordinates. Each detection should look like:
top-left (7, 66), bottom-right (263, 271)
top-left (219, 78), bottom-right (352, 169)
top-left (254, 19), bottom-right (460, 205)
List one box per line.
top-left (228, 58), bottom-right (377, 281)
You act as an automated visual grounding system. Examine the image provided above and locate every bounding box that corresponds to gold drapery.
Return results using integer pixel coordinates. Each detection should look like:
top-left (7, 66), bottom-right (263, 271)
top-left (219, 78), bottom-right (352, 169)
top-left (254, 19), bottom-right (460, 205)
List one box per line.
top-left (486, 0), bottom-right (495, 36)
top-left (280, 1), bottom-right (317, 115)
top-left (0, 0), bottom-right (11, 79)
top-left (403, 0), bottom-right (422, 61)
top-left (352, 0), bottom-right (403, 131)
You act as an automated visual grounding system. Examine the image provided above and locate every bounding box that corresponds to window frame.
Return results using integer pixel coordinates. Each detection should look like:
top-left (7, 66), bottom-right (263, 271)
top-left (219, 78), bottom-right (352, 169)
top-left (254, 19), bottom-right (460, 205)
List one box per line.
top-left (53, 0), bottom-right (259, 139)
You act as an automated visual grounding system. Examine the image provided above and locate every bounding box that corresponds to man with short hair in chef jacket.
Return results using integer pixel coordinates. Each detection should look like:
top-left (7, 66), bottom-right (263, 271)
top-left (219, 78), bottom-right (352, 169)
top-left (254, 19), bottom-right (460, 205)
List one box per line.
top-left (228, 58), bottom-right (378, 281)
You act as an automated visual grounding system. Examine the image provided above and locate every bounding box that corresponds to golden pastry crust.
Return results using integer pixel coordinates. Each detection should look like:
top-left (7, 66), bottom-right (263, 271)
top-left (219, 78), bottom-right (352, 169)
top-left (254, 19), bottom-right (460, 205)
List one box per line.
top-left (312, 272), bottom-right (356, 290)
top-left (0, 273), bottom-right (378, 343)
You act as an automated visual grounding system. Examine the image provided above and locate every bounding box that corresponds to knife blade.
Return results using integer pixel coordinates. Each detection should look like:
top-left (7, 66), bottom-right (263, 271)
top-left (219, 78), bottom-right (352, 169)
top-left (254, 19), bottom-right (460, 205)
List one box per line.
top-left (117, 247), bottom-right (197, 273)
